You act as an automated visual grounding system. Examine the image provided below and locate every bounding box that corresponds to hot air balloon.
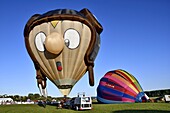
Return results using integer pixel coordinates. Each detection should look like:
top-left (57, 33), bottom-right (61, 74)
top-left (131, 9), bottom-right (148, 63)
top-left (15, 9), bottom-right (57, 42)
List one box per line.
top-left (97, 69), bottom-right (148, 104)
top-left (24, 8), bottom-right (103, 96)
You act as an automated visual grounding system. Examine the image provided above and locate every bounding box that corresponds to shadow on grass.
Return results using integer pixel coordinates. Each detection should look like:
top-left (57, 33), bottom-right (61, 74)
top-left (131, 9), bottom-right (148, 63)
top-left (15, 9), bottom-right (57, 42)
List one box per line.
top-left (92, 102), bottom-right (102, 104)
top-left (113, 110), bottom-right (170, 113)
top-left (37, 103), bottom-right (46, 108)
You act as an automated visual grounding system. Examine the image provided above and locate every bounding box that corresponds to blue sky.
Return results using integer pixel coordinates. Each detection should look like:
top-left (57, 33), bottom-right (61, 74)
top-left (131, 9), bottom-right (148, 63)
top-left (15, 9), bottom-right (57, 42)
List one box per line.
top-left (0, 0), bottom-right (170, 97)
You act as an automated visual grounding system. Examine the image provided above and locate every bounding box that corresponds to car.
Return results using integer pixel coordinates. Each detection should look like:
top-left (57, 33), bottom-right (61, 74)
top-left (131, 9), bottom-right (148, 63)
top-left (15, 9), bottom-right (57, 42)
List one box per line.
top-left (63, 100), bottom-right (71, 109)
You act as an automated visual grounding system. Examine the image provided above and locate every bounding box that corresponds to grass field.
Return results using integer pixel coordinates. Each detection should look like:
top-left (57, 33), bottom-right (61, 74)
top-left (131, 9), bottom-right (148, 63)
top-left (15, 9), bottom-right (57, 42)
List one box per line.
top-left (0, 103), bottom-right (170, 113)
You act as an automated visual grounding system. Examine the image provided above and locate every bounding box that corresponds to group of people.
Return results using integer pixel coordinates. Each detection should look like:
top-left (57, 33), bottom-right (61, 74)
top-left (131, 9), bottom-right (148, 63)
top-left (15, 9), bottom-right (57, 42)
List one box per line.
top-left (57, 98), bottom-right (66, 109)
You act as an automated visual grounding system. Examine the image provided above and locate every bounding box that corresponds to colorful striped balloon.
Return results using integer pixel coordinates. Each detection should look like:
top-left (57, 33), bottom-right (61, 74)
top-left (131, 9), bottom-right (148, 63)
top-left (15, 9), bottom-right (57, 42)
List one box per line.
top-left (97, 69), bottom-right (147, 104)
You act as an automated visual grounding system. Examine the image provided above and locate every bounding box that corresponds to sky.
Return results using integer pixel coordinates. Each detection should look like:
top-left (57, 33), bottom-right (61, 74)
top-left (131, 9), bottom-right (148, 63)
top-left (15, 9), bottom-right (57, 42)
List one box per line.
top-left (0, 0), bottom-right (170, 97)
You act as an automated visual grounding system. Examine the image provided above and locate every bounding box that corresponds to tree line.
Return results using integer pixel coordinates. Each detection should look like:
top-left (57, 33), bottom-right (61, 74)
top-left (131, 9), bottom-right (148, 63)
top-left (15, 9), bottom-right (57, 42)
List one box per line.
top-left (0, 93), bottom-right (56, 102)
top-left (145, 89), bottom-right (170, 97)
top-left (1, 89), bottom-right (169, 102)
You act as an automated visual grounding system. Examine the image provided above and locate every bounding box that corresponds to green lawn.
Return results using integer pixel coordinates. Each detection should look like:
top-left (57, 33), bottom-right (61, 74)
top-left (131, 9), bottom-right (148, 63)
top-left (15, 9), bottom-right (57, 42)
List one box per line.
top-left (0, 103), bottom-right (170, 113)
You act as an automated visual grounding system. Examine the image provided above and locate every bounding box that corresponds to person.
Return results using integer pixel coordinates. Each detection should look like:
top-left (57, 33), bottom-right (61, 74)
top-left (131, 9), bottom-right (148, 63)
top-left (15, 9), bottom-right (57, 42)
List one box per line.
top-left (57, 100), bottom-right (62, 109)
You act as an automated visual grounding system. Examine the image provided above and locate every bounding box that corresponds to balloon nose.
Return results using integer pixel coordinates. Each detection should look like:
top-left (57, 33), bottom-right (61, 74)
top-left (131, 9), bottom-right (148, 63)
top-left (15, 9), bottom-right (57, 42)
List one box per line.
top-left (45, 32), bottom-right (64, 54)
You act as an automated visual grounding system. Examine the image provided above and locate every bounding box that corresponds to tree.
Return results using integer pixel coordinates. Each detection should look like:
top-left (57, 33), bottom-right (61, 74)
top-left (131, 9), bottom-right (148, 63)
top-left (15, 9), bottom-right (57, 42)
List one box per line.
top-left (8, 95), bottom-right (14, 100)
top-left (14, 95), bottom-right (20, 101)
top-left (47, 96), bottom-right (52, 101)
top-left (22, 96), bottom-right (28, 102)
top-left (28, 93), bottom-right (34, 100)
top-left (34, 93), bottom-right (40, 99)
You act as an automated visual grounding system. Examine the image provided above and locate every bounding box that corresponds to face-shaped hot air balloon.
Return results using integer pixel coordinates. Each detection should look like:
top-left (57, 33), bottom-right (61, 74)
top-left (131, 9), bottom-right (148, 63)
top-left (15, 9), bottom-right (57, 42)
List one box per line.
top-left (97, 69), bottom-right (148, 103)
top-left (24, 8), bottom-right (103, 96)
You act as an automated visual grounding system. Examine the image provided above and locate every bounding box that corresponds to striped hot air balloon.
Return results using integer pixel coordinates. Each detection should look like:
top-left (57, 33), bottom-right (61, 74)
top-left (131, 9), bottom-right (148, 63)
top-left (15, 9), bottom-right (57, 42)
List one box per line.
top-left (97, 69), bottom-right (148, 104)
top-left (24, 8), bottom-right (103, 96)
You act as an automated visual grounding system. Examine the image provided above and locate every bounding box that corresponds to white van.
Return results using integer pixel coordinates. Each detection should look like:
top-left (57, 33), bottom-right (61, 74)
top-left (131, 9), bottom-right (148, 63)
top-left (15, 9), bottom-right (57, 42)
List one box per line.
top-left (69, 93), bottom-right (92, 110)
top-left (164, 95), bottom-right (170, 102)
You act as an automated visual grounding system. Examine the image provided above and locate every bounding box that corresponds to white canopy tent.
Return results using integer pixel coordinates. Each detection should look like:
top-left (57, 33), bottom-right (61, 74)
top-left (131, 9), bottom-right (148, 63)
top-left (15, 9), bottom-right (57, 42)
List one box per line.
top-left (0, 98), bottom-right (13, 103)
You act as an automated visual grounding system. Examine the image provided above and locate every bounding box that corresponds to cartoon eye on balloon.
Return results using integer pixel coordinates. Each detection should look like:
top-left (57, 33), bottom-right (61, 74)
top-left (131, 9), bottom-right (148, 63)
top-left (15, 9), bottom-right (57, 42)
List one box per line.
top-left (24, 8), bottom-right (103, 97)
top-left (97, 69), bottom-right (149, 103)
top-left (35, 32), bottom-right (46, 52)
top-left (64, 29), bottom-right (80, 49)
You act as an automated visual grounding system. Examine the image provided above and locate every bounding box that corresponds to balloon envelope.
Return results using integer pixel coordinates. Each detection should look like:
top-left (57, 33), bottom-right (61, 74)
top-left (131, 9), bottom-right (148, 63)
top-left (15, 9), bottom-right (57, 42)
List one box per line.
top-left (24, 8), bottom-right (103, 96)
top-left (97, 69), bottom-right (147, 104)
